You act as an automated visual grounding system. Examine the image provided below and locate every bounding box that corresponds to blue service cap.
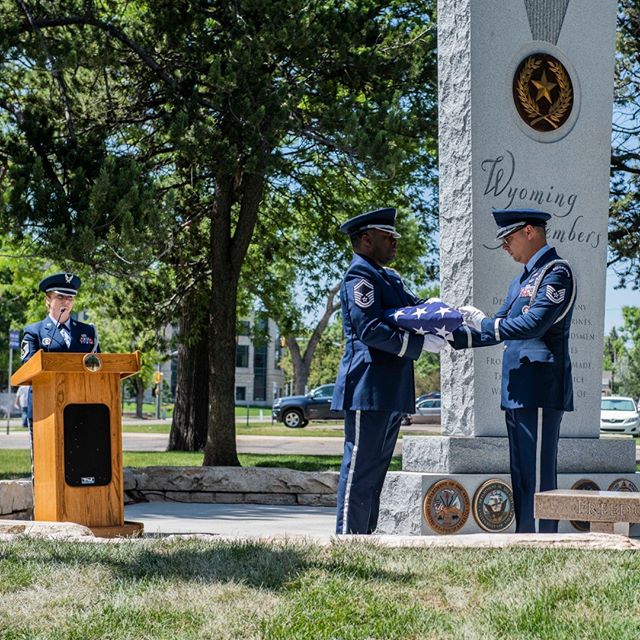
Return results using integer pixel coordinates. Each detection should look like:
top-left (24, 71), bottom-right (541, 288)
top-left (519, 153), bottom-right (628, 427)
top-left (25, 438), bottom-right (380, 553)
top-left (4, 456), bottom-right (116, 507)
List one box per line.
top-left (339, 207), bottom-right (401, 239)
top-left (39, 272), bottom-right (81, 296)
top-left (492, 208), bottom-right (551, 240)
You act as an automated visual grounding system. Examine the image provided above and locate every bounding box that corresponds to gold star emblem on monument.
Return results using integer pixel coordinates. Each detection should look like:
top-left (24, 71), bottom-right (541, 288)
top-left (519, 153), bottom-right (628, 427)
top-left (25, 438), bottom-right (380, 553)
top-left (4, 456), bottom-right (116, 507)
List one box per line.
top-left (512, 53), bottom-right (573, 132)
top-left (531, 69), bottom-right (557, 104)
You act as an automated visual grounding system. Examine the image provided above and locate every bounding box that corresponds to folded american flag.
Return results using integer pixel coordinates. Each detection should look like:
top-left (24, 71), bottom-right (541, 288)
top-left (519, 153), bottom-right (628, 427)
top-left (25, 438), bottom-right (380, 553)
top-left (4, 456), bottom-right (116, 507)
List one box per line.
top-left (383, 298), bottom-right (463, 339)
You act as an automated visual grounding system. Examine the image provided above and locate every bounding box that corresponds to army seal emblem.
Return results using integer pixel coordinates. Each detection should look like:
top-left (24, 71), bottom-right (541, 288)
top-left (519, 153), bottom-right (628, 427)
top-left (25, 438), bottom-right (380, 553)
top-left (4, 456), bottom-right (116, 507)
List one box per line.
top-left (513, 53), bottom-right (573, 132)
top-left (608, 478), bottom-right (639, 492)
top-left (423, 479), bottom-right (470, 534)
top-left (472, 479), bottom-right (515, 533)
top-left (569, 479), bottom-right (600, 532)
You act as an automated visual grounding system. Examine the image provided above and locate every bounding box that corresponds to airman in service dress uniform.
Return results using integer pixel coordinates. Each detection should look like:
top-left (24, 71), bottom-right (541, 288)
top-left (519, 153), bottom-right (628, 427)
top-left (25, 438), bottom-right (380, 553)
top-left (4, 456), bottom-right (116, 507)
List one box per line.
top-left (331, 208), bottom-right (445, 535)
top-left (449, 208), bottom-right (576, 533)
top-left (21, 272), bottom-right (99, 363)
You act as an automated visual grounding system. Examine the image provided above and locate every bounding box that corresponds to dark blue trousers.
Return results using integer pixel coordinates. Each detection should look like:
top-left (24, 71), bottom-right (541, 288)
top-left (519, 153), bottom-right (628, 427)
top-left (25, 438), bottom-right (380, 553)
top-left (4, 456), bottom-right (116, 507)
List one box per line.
top-left (336, 410), bottom-right (402, 534)
top-left (505, 407), bottom-right (564, 533)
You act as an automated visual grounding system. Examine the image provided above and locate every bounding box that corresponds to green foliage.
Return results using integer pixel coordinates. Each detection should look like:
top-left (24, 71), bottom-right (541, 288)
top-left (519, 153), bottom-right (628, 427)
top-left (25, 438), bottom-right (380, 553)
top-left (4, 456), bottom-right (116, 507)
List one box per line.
top-left (604, 326), bottom-right (625, 394)
top-left (617, 306), bottom-right (640, 399)
top-left (610, 1), bottom-right (640, 286)
top-left (306, 319), bottom-right (344, 389)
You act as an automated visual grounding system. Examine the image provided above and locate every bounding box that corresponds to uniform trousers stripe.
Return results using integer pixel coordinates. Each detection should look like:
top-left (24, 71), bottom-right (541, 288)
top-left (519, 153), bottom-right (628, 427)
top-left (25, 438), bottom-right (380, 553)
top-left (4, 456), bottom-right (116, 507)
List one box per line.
top-left (341, 410), bottom-right (361, 534)
top-left (534, 409), bottom-right (543, 533)
top-left (505, 407), bottom-right (563, 533)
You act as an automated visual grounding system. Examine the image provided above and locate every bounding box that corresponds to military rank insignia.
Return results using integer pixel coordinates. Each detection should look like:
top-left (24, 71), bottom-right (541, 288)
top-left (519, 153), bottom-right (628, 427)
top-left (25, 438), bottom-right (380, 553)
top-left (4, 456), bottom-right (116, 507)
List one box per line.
top-left (353, 279), bottom-right (374, 309)
top-left (545, 285), bottom-right (566, 304)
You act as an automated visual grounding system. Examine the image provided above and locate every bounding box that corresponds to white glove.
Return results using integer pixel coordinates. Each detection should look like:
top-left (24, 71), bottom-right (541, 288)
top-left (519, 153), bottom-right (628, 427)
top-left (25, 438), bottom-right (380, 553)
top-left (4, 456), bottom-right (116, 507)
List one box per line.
top-left (459, 305), bottom-right (487, 331)
top-left (423, 334), bottom-right (448, 353)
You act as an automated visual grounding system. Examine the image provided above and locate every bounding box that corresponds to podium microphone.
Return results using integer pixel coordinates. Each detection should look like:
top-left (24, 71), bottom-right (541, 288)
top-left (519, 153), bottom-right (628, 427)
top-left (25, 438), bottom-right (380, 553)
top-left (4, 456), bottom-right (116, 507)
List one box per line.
top-left (45, 307), bottom-right (65, 352)
top-left (90, 324), bottom-right (99, 353)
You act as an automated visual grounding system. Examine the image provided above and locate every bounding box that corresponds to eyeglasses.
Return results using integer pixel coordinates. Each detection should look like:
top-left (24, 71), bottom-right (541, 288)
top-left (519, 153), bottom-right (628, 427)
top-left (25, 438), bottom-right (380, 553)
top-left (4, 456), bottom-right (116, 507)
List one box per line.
top-left (501, 227), bottom-right (527, 247)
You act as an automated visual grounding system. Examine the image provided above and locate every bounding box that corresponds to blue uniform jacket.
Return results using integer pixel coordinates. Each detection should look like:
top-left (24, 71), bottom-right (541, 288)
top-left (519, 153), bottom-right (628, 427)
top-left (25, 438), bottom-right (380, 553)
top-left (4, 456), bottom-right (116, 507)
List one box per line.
top-left (450, 247), bottom-right (575, 411)
top-left (331, 253), bottom-right (424, 413)
top-left (21, 317), bottom-right (99, 363)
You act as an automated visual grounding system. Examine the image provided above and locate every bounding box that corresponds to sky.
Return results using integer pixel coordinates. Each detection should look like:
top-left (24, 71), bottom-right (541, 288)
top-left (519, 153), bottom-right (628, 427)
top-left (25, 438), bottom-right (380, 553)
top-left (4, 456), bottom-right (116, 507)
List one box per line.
top-left (605, 268), bottom-right (640, 334)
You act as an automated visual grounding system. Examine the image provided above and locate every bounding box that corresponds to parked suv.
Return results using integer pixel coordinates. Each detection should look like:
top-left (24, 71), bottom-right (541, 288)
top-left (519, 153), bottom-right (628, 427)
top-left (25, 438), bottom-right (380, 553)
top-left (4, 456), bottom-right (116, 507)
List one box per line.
top-left (272, 384), bottom-right (343, 428)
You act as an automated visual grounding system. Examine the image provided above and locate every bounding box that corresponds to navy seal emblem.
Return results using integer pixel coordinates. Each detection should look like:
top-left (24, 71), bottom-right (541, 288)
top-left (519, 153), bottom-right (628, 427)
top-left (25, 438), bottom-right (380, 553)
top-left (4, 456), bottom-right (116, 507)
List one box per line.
top-left (423, 479), bottom-right (470, 534)
top-left (472, 479), bottom-right (515, 533)
top-left (569, 479), bottom-right (600, 532)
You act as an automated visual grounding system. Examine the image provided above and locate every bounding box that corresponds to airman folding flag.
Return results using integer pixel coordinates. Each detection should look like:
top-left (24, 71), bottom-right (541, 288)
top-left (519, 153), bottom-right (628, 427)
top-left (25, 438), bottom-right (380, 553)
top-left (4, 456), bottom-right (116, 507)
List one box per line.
top-left (383, 298), bottom-right (463, 339)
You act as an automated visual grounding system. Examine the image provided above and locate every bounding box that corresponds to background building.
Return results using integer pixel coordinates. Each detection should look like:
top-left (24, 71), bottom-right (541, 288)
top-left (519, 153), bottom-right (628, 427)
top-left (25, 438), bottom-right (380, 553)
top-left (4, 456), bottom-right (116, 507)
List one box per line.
top-left (234, 315), bottom-right (286, 406)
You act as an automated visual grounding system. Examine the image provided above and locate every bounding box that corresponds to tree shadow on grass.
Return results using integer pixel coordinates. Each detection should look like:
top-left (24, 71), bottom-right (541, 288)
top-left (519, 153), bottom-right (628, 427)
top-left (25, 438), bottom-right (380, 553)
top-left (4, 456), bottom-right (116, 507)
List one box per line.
top-left (0, 537), bottom-right (418, 592)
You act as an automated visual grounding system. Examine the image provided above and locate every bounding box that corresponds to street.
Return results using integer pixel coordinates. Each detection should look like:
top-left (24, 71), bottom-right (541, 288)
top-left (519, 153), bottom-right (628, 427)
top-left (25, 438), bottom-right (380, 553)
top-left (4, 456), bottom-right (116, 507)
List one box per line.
top-left (0, 423), bottom-right (637, 460)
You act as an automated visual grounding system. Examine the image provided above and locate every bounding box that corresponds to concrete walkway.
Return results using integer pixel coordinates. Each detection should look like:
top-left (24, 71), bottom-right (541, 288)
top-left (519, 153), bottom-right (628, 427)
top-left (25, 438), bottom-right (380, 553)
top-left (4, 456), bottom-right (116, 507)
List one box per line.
top-left (125, 502), bottom-right (336, 537)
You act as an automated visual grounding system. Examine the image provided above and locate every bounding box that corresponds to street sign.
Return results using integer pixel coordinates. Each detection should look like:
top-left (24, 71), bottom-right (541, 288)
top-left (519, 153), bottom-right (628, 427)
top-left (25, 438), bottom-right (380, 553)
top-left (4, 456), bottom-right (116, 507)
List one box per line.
top-left (8, 330), bottom-right (20, 350)
top-left (153, 371), bottom-right (164, 384)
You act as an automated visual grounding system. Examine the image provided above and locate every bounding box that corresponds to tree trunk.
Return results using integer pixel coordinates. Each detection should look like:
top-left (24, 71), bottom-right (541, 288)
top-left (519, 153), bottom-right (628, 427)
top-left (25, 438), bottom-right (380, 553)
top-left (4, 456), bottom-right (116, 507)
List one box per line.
top-left (203, 171), bottom-right (266, 466)
top-left (135, 379), bottom-right (145, 419)
top-left (285, 283), bottom-right (341, 395)
top-left (205, 272), bottom-right (240, 466)
top-left (168, 300), bottom-right (209, 451)
top-left (287, 338), bottom-right (310, 395)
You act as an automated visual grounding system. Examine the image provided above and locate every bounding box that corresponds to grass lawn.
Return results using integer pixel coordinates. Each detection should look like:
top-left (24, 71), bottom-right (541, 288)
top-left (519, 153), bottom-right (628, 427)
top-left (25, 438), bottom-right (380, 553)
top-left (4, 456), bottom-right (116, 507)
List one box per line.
top-left (0, 450), bottom-right (402, 479)
top-left (120, 422), bottom-right (348, 437)
top-left (0, 538), bottom-right (639, 639)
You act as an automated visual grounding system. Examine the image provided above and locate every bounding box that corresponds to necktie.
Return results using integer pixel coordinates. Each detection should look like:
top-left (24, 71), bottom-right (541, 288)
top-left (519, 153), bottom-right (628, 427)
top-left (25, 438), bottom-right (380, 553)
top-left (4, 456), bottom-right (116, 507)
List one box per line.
top-left (60, 326), bottom-right (71, 348)
top-left (520, 266), bottom-right (529, 283)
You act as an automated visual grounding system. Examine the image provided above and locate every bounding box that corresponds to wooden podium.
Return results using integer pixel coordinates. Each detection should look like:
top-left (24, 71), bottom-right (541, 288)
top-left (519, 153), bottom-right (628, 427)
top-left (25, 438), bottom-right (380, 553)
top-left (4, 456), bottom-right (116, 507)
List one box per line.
top-left (11, 350), bottom-right (143, 537)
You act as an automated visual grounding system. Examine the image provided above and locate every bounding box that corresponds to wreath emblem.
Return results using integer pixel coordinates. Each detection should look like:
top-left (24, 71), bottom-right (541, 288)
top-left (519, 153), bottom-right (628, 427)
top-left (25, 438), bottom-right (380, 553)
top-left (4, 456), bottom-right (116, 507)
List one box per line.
top-left (513, 54), bottom-right (573, 132)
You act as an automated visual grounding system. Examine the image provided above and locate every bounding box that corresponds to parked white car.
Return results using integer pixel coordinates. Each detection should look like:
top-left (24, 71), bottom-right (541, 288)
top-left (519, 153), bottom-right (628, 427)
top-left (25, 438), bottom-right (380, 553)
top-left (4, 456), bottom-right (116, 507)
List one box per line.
top-left (600, 396), bottom-right (640, 437)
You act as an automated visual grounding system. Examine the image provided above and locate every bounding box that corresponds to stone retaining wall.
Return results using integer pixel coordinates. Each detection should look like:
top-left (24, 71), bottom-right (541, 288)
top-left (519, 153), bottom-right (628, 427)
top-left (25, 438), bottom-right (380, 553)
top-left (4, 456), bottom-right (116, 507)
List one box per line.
top-left (124, 466), bottom-right (339, 506)
top-left (0, 480), bottom-right (32, 520)
top-left (0, 467), bottom-right (339, 518)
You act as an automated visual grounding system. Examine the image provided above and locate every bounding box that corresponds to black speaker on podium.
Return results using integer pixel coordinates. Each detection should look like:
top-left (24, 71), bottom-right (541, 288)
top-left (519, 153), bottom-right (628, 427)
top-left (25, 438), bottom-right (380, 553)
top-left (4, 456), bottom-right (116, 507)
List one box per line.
top-left (63, 403), bottom-right (112, 487)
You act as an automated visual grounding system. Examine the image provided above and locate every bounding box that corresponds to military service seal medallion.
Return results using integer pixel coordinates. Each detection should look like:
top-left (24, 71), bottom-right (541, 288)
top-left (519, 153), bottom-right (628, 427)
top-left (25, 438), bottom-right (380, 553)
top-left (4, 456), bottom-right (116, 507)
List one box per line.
top-left (608, 478), bottom-right (639, 492)
top-left (513, 53), bottom-right (573, 132)
top-left (423, 479), bottom-right (470, 534)
top-left (569, 479), bottom-right (600, 532)
top-left (472, 479), bottom-right (515, 533)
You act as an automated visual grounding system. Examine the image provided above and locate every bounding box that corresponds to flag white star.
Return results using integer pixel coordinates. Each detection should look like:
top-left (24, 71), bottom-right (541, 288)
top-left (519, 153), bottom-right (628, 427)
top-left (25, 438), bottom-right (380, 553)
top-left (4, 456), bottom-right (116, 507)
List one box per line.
top-left (412, 306), bottom-right (428, 319)
top-left (435, 306), bottom-right (451, 318)
top-left (413, 326), bottom-right (427, 335)
top-left (393, 309), bottom-right (405, 321)
top-left (434, 325), bottom-right (449, 338)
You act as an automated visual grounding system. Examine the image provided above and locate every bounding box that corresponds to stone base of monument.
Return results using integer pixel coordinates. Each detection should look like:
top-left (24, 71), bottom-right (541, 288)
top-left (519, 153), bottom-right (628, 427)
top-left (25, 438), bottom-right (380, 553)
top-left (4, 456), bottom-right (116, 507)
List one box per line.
top-left (376, 436), bottom-right (640, 536)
